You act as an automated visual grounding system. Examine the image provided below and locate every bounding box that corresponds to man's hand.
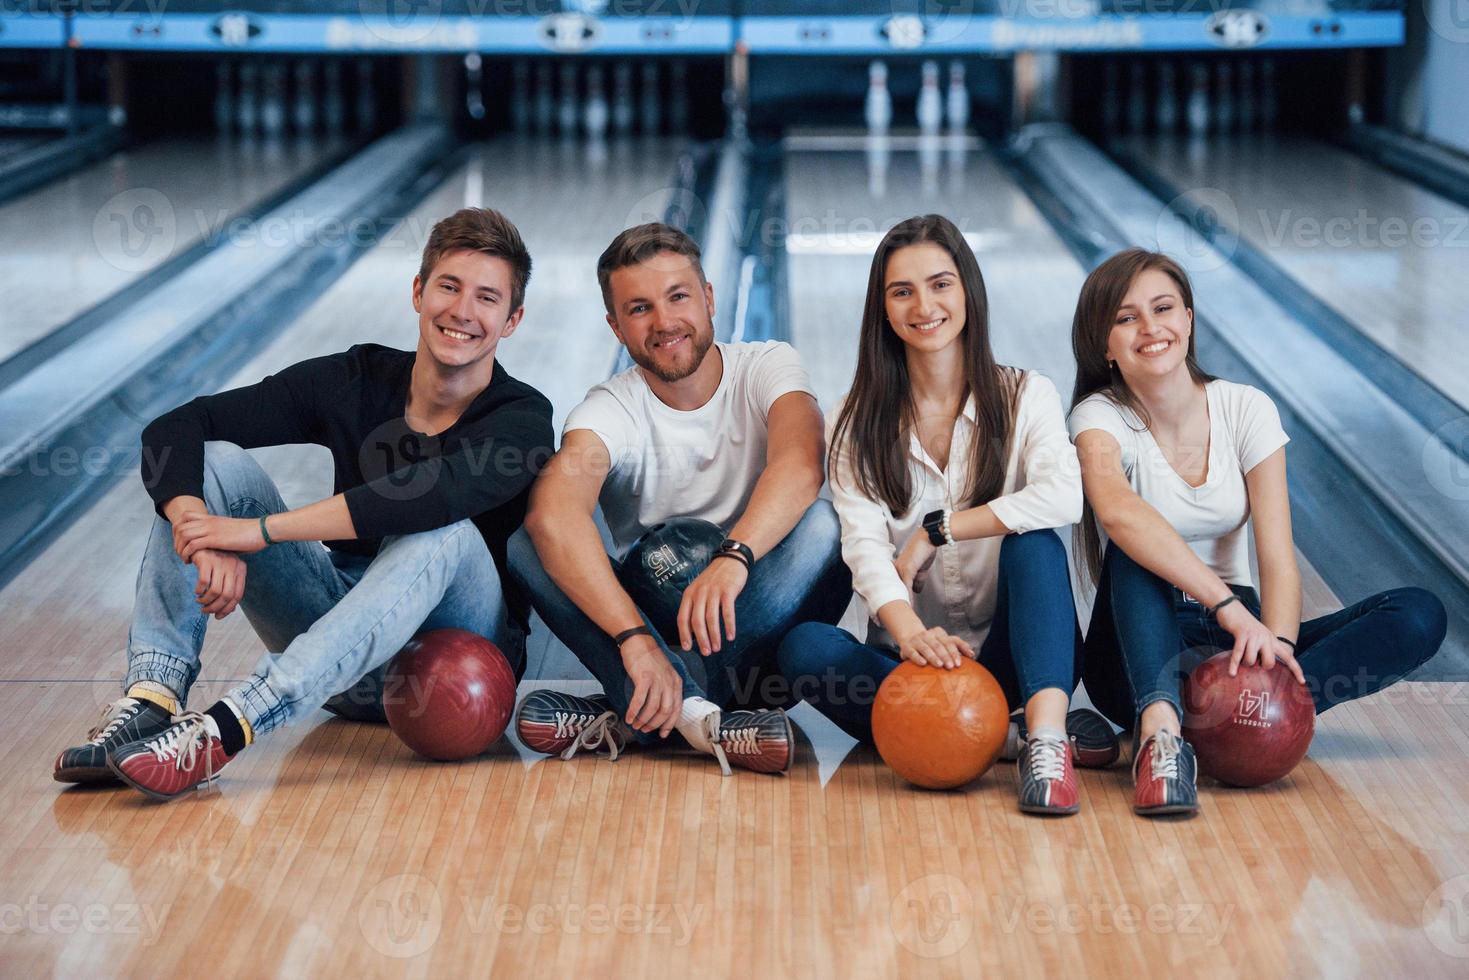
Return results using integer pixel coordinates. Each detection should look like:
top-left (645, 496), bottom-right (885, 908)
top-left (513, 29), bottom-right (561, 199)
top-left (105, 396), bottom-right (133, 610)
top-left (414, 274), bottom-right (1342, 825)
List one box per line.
top-left (677, 555), bottom-right (749, 656)
top-left (622, 636), bottom-right (682, 736)
top-left (191, 548), bottom-right (248, 619)
top-left (175, 513), bottom-right (269, 562)
top-left (895, 530), bottom-right (939, 595)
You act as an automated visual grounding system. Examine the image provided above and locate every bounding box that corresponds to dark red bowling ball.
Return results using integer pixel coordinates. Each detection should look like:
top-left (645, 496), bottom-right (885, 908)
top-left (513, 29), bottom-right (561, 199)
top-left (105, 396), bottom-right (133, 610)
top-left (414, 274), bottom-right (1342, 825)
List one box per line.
top-left (383, 629), bottom-right (516, 761)
top-left (1182, 651), bottom-right (1315, 787)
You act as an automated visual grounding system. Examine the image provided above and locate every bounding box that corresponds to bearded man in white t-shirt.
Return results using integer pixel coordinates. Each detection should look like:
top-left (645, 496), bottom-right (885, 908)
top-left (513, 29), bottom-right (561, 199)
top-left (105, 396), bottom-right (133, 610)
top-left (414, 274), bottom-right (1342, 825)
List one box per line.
top-left (507, 223), bottom-right (852, 775)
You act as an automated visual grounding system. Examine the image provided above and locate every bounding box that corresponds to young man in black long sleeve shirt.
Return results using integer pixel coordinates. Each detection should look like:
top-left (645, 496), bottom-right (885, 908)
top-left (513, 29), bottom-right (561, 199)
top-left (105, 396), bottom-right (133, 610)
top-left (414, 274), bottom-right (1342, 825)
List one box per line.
top-left (53, 208), bottom-right (554, 801)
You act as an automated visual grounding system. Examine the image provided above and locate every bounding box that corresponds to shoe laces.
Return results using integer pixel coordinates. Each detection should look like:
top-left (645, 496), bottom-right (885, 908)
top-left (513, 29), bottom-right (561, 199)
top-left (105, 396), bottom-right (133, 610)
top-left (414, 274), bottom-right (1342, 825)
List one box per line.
top-left (552, 708), bottom-right (600, 741)
top-left (87, 698), bottom-right (142, 745)
top-left (1027, 734), bottom-right (1068, 782)
top-left (560, 711), bottom-right (624, 763)
top-left (703, 711), bottom-right (732, 778)
top-left (142, 712), bottom-right (213, 774)
top-left (1149, 729), bottom-right (1183, 781)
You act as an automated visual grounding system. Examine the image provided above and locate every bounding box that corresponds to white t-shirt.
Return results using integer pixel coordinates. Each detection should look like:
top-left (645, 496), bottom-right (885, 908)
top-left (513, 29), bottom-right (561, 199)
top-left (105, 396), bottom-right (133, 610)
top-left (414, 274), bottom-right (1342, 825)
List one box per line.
top-left (563, 340), bottom-right (817, 554)
top-left (1067, 379), bottom-right (1289, 588)
top-left (830, 370), bottom-right (1082, 651)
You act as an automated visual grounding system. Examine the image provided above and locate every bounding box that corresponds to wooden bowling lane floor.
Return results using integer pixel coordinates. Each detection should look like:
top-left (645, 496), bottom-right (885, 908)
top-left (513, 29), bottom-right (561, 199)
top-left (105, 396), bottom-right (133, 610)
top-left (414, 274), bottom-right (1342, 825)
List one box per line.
top-left (4, 679), bottom-right (1467, 978)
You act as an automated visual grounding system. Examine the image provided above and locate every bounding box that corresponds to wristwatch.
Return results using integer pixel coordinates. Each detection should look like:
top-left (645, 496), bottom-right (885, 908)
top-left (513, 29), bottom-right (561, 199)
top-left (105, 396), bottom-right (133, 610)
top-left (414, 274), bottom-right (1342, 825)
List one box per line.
top-left (922, 509), bottom-right (950, 547)
top-left (715, 538), bottom-right (754, 570)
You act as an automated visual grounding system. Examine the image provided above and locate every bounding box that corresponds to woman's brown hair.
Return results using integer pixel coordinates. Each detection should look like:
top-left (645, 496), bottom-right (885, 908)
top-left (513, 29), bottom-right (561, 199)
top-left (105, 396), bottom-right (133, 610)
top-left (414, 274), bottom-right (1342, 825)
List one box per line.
top-left (830, 214), bottom-right (1019, 518)
top-left (1070, 248), bottom-right (1215, 583)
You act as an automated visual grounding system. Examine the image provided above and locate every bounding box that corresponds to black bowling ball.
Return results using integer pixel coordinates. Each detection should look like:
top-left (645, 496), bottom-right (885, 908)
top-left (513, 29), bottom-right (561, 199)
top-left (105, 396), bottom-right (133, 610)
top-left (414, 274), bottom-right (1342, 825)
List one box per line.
top-left (616, 517), bottom-right (726, 643)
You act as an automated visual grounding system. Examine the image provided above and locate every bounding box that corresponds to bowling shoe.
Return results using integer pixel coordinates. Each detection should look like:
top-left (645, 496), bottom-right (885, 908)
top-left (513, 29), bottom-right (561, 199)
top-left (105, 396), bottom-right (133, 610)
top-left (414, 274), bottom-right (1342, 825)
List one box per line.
top-left (1017, 733), bottom-right (1080, 816)
top-left (1131, 729), bottom-right (1199, 817)
top-left (1001, 708), bottom-right (1121, 769)
top-left (515, 690), bottom-right (634, 761)
top-left (54, 697), bottom-right (173, 784)
top-left (707, 708), bottom-right (793, 776)
top-left (109, 712), bottom-right (235, 802)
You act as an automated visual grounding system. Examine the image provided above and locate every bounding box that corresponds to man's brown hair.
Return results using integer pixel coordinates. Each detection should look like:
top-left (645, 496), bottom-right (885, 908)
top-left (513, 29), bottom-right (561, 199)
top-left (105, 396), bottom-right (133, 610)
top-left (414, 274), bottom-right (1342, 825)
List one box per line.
top-left (418, 207), bottom-right (532, 310)
top-left (596, 222), bottom-right (705, 313)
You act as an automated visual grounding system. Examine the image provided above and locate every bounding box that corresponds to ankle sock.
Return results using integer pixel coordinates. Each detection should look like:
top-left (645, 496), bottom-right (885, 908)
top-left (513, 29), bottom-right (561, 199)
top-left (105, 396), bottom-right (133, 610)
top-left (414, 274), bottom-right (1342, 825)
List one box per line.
top-left (126, 682), bottom-right (180, 716)
top-left (1030, 725), bottom-right (1066, 744)
top-left (205, 699), bottom-right (251, 756)
top-left (675, 697), bottom-right (720, 754)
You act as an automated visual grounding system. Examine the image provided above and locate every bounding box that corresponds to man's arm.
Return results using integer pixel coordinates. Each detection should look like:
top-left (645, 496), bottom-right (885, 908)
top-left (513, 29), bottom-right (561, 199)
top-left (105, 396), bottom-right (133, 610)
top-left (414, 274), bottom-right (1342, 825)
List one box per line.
top-left (525, 429), bottom-right (682, 737)
top-left (677, 390), bottom-right (826, 656)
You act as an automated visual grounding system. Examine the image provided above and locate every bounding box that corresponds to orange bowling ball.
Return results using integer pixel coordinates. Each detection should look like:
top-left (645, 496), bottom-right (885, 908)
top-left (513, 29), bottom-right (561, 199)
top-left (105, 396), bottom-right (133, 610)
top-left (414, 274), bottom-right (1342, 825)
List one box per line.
top-left (871, 659), bottom-right (1010, 789)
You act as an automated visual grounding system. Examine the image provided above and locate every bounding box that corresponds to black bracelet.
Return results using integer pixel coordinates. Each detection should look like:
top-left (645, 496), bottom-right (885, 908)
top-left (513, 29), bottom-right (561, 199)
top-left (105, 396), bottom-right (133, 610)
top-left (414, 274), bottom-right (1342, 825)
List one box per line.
top-left (259, 515), bottom-right (275, 547)
top-left (1206, 594), bottom-right (1240, 619)
top-left (717, 538), bottom-right (754, 569)
top-left (1276, 635), bottom-right (1297, 651)
top-left (613, 626), bottom-right (653, 646)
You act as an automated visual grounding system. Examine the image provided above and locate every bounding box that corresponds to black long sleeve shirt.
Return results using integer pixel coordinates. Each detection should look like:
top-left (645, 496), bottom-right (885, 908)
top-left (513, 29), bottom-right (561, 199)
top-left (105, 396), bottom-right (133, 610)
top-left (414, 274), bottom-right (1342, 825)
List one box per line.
top-left (140, 343), bottom-right (554, 629)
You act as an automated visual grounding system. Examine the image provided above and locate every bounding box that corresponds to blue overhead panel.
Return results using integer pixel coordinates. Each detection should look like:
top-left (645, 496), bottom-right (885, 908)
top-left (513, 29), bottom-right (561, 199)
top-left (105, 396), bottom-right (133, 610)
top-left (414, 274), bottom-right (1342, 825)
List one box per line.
top-left (0, 0), bottom-right (1403, 52)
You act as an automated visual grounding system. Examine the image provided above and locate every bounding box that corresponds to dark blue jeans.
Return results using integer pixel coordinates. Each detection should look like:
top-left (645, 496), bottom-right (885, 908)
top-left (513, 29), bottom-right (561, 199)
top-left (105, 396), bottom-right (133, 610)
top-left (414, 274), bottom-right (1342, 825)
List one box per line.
top-left (1082, 544), bottom-right (1448, 730)
top-left (776, 529), bottom-right (1083, 744)
top-left (507, 499), bottom-right (852, 744)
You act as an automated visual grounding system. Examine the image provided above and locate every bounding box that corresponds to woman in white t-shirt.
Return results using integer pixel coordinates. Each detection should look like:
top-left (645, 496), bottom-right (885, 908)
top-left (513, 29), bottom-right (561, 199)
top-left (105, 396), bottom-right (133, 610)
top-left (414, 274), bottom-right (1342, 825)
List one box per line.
top-left (1069, 248), bottom-right (1446, 818)
top-left (778, 214), bottom-right (1119, 817)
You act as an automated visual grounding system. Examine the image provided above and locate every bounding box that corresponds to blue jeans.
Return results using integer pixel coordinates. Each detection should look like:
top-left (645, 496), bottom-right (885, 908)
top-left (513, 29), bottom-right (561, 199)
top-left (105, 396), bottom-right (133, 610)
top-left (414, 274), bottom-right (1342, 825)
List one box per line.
top-left (507, 499), bottom-right (852, 744)
top-left (125, 442), bottom-right (520, 736)
top-left (776, 529), bottom-right (1083, 744)
top-left (1082, 544), bottom-right (1448, 729)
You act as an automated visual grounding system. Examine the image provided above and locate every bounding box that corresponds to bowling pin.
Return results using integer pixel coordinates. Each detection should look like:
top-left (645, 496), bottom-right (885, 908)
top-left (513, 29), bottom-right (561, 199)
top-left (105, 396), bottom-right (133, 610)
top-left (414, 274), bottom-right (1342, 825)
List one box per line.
top-left (293, 60), bottom-right (316, 135)
top-left (534, 61), bottom-right (554, 134)
top-left (465, 53), bottom-right (485, 122)
top-left (1102, 61), bottom-right (1121, 134)
top-left (1186, 62), bottom-right (1209, 136)
top-left (323, 59), bottom-right (345, 135)
top-left (1215, 62), bottom-right (1234, 135)
top-left (865, 60), bottom-right (891, 134)
top-left (558, 60), bottom-right (579, 136)
top-left (1237, 61), bottom-right (1256, 132)
top-left (355, 59), bottom-right (376, 133)
top-left (640, 62), bottom-right (661, 136)
top-left (510, 60), bottom-right (531, 133)
top-left (612, 61), bottom-right (634, 135)
top-left (917, 60), bottom-right (942, 134)
top-left (584, 63), bottom-right (609, 138)
top-left (918, 132), bottom-right (940, 197)
top-left (236, 60), bottom-right (259, 136)
top-left (214, 61), bottom-right (234, 132)
top-left (946, 60), bottom-right (969, 131)
top-left (669, 59), bottom-right (689, 134)
top-left (1156, 61), bottom-right (1178, 135)
top-left (1260, 58), bottom-right (1278, 130)
top-left (1127, 62), bottom-right (1147, 134)
top-left (261, 61), bottom-right (286, 137)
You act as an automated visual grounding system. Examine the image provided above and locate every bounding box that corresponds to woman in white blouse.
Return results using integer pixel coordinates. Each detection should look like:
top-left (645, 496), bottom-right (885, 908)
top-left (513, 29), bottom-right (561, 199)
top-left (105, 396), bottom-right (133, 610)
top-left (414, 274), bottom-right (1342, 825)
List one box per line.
top-left (777, 214), bottom-right (1116, 816)
top-left (1070, 248), bottom-right (1446, 817)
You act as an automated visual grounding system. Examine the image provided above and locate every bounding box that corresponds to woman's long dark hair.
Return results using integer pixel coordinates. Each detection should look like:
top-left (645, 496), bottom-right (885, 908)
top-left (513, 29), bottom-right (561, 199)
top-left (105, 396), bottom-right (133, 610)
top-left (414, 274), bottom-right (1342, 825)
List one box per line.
top-left (830, 214), bottom-right (1019, 518)
top-left (1070, 248), bottom-right (1215, 583)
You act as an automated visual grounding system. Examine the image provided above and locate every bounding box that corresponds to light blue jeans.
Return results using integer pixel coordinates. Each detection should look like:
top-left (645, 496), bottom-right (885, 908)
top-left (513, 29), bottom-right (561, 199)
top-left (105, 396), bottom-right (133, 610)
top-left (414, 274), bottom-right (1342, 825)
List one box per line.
top-left (124, 442), bottom-right (517, 737)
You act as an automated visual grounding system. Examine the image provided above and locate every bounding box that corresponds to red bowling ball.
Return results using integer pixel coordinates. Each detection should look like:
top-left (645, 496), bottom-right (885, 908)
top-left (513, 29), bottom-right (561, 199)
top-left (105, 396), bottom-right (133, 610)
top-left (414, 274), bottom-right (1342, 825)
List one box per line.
top-left (1182, 652), bottom-right (1315, 787)
top-left (383, 629), bottom-right (516, 761)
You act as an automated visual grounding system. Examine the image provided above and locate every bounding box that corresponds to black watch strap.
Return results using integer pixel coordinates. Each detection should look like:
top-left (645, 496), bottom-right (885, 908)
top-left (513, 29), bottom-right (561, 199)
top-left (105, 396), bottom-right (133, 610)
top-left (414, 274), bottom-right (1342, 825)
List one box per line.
top-left (922, 509), bottom-right (947, 547)
top-left (613, 625), bottom-right (654, 646)
top-left (716, 538), bottom-right (754, 569)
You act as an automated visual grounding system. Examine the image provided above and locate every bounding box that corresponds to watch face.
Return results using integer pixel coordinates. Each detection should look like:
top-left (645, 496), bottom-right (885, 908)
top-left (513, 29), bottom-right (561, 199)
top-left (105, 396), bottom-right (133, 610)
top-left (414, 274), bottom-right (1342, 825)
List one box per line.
top-left (720, 539), bottom-right (737, 550)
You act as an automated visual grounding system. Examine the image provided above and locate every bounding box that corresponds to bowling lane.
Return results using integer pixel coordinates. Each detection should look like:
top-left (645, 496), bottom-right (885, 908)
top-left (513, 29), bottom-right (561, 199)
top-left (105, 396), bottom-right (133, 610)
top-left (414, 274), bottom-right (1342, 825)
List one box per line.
top-left (783, 133), bottom-right (1341, 617)
top-left (1122, 134), bottom-right (1469, 413)
top-left (0, 134), bottom-right (349, 365)
top-left (0, 136), bottom-right (689, 687)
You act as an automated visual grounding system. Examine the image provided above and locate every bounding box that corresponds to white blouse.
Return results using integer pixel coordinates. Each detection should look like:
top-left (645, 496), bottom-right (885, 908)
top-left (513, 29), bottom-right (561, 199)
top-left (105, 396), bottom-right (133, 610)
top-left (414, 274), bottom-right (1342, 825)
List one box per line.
top-left (828, 371), bottom-right (1083, 651)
